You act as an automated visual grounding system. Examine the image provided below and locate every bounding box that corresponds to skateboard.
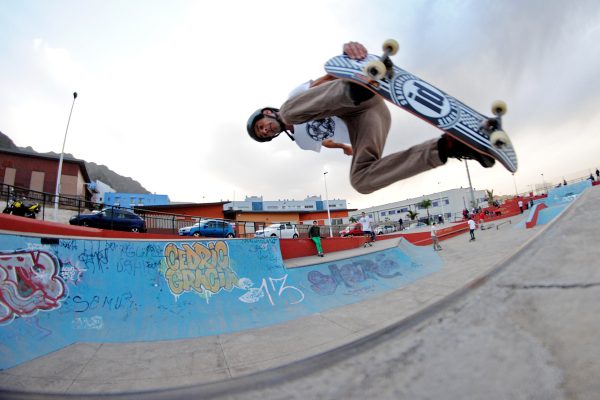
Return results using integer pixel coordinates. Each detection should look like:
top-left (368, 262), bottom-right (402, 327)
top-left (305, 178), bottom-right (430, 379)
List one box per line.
top-left (324, 39), bottom-right (518, 173)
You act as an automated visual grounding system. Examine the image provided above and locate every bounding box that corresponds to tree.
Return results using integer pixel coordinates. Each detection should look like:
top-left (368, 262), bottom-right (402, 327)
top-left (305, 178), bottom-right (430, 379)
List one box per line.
top-left (407, 210), bottom-right (419, 222)
top-left (418, 199), bottom-right (432, 223)
top-left (486, 189), bottom-right (494, 206)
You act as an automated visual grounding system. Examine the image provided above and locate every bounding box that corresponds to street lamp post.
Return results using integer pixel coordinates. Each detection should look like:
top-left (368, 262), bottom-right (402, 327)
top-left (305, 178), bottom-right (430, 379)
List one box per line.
top-left (464, 160), bottom-right (476, 209)
top-left (323, 171), bottom-right (333, 237)
top-left (437, 182), bottom-right (445, 224)
top-left (54, 92), bottom-right (78, 219)
top-left (541, 173), bottom-right (545, 195)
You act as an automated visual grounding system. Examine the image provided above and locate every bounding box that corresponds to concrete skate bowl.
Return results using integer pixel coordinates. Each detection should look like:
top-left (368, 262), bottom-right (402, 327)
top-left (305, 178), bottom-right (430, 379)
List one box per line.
top-left (0, 231), bottom-right (442, 398)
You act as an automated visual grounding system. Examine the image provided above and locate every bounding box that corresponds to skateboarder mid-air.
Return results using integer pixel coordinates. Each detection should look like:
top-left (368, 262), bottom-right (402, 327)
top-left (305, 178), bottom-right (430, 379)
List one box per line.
top-left (246, 41), bottom-right (496, 194)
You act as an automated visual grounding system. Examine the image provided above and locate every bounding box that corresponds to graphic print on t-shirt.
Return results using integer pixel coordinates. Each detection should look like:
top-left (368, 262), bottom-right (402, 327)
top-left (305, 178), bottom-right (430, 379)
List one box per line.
top-left (306, 118), bottom-right (335, 141)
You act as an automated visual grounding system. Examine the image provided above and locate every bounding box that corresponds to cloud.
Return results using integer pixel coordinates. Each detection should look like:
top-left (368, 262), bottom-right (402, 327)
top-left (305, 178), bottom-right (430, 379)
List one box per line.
top-left (2, 0), bottom-right (600, 210)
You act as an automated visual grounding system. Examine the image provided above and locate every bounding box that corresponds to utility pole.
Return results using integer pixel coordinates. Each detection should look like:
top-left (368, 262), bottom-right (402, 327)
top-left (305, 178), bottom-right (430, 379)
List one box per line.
top-left (54, 92), bottom-right (78, 220)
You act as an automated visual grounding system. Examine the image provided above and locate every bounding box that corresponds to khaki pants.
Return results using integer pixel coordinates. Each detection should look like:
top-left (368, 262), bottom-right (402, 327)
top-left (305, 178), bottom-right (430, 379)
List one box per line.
top-left (280, 80), bottom-right (444, 194)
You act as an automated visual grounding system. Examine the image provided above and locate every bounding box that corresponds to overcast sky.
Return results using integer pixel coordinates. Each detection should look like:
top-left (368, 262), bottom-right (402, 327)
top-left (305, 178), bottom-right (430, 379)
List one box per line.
top-left (1, 0), bottom-right (599, 209)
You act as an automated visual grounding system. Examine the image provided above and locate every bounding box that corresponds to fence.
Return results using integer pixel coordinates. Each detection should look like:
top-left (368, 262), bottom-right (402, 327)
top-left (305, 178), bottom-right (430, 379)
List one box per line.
top-left (0, 183), bottom-right (340, 238)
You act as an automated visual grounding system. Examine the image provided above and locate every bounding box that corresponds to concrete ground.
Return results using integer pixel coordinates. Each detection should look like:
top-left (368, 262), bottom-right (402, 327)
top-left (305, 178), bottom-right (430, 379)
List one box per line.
top-left (1, 187), bottom-right (597, 399)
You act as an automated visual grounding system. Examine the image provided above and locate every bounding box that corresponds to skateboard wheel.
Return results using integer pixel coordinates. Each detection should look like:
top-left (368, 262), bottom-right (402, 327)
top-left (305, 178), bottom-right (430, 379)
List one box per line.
top-left (490, 130), bottom-right (511, 148)
top-left (383, 39), bottom-right (399, 56)
top-left (491, 100), bottom-right (507, 116)
top-left (364, 60), bottom-right (386, 80)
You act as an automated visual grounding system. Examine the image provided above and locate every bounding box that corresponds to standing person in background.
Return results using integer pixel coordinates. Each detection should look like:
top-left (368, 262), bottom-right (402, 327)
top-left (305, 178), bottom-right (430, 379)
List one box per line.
top-left (468, 216), bottom-right (477, 242)
top-left (358, 212), bottom-right (375, 243)
top-left (431, 222), bottom-right (442, 251)
top-left (518, 199), bottom-right (524, 214)
top-left (308, 220), bottom-right (324, 257)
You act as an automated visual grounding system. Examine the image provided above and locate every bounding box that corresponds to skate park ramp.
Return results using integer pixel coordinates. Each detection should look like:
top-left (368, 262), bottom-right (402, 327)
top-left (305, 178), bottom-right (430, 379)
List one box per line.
top-left (534, 180), bottom-right (591, 225)
top-left (0, 234), bottom-right (441, 371)
top-left (2, 186), bottom-right (598, 398)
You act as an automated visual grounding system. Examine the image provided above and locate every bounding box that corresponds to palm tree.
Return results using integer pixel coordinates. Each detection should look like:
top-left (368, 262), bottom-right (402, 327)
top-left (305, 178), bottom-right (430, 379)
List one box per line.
top-left (407, 210), bottom-right (419, 222)
top-left (486, 189), bottom-right (494, 207)
top-left (418, 199), bottom-right (432, 223)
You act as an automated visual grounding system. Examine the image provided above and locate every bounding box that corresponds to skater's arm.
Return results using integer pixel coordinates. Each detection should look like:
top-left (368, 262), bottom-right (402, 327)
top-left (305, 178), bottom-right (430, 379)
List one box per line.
top-left (322, 139), bottom-right (353, 156)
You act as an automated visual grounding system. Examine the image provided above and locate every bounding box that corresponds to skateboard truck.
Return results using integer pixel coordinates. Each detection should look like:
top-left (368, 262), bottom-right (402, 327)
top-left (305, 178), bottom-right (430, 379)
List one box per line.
top-left (480, 100), bottom-right (511, 150)
top-left (364, 39), bottom-right (399, 81)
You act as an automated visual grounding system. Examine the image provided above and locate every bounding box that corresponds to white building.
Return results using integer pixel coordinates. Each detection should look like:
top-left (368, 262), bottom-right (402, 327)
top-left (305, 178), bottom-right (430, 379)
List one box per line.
top-left (224, 195), bottom-right (347, 213)
top-left (349, 187), bottom-right (489, 224)
top-left (87, 180), bottom-right (116, 204)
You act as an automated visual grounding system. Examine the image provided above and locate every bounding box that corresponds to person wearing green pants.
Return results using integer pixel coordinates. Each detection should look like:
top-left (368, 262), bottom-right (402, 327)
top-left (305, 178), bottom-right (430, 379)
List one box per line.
top-left (308, 220), bottom-right (325, 257)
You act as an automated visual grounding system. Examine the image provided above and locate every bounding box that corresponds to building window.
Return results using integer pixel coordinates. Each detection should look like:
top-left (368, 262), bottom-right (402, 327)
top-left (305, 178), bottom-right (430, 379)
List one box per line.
top-left (432, 201), bottom-right (439, 207)
top-left (29, 171), bottom-right (45, 192)
top-left (3, 167), bottom-right (16, 185)
top-left (388, 210), bottom-right (396, 214)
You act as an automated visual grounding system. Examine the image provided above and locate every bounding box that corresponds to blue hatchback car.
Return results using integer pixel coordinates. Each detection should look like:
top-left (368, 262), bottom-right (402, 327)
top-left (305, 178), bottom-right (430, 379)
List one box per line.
top-left (178, 219), bottom-right (236, 238)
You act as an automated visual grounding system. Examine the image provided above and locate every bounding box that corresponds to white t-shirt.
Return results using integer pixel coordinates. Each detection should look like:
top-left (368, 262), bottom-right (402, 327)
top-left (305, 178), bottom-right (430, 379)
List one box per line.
top-left (358, 215), bottom-right (373, 232)
top-left (288, 82), bottom-right (350, 152)
top-left (468, 219), bottom-right (476, 230)
top-left (431, 225), bottom-right (438, 237)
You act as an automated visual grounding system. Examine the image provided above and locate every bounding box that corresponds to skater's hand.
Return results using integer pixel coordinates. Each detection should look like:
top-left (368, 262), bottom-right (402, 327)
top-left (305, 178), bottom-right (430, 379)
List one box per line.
top-left (343, 42), bottom-right (367, 60)
top-left (323, 140), bottom-right (353, 156)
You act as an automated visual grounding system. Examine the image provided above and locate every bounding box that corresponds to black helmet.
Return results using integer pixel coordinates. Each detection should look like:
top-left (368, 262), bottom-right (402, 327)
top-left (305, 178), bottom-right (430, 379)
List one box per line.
top-left (247, 107), bottom-right (280, 142)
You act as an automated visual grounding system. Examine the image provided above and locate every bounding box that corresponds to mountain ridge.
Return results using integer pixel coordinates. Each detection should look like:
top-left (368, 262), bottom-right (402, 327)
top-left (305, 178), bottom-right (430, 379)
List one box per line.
top-left (0, 130), bottom-right (150, 194)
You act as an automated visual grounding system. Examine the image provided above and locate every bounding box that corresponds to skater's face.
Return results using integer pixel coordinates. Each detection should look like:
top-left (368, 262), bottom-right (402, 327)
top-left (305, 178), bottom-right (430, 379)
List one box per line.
top-left (254, 110), bottom-right (282, 139)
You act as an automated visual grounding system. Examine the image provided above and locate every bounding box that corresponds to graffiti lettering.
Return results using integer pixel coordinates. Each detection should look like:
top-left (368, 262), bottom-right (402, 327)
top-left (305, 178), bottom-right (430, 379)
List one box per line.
top-left (77, 241), bottom-right (116, 273)
top-left (0, 250), bottom-right (65, 324)
top-left (66, 291), bottom-right (137, 313)
top-left (238, 274), bottom-right (304, 306)
top-left (120, 243), bottom-right (162, 259)
top-left (59, 263), bottom-right (86, 284)
top-left (162, 241), bottom-right (238, 297)
top-left (307, 258), bottom-right (402, 296)
top-left (72, 316), bottom-right (103, 330)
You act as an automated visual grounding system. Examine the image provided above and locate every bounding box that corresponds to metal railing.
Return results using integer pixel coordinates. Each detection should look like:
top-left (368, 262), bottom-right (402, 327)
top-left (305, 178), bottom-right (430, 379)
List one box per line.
top-left (0, 183), bottom-right (340, 238)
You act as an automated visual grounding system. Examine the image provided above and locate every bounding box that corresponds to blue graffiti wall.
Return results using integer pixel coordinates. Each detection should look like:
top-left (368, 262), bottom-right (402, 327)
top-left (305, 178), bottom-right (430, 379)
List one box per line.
top-left (0, 234), bottom-right (441, 369)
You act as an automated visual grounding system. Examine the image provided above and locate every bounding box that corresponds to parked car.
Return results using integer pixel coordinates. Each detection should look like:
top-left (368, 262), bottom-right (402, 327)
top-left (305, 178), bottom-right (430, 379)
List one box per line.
top-left (374, 224), bottom-right (396, 235)
top-left (69, 208), bottom-right (146, 233)
top-left (339, 222), bottom-right (363, 237)
top-left (254, 222), bottom-right (299, 239)
top-left (404, 221), bottom-right (428, 231)
top-left (178, 219), bottom-right (236, 238)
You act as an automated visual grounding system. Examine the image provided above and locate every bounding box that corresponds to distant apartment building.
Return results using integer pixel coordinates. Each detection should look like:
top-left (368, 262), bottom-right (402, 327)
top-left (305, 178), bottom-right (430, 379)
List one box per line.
top-left (104, 192), bottom-right (170, 208)
top-left (225, 195), bottom-right (346, 212)
top-left (350, 187), bottom-right (489, 224)
top-left (223, 195), bottom-right (350, 225)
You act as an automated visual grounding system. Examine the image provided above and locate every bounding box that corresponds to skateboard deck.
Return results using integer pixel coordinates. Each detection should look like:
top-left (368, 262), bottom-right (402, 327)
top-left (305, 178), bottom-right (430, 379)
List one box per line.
top-left (324, 50), bottom-right (518, 173)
